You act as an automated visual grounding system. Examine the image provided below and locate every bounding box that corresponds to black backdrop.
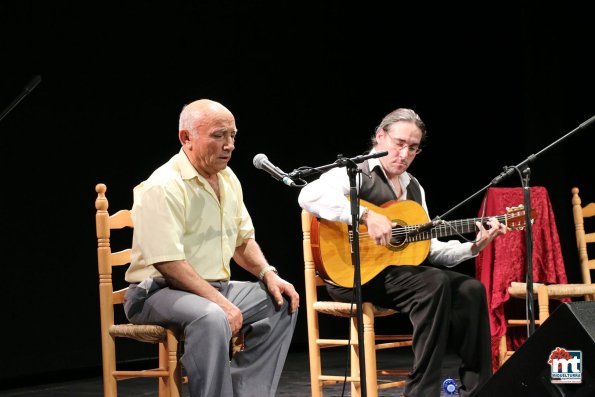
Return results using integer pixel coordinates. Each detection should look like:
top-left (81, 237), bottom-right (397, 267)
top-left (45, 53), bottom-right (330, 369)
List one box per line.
top-left (1, 1), bottom-right (593, 388)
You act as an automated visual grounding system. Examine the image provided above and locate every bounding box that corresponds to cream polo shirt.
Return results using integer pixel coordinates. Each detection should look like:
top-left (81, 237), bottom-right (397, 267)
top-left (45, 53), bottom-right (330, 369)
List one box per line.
top-left (125, 148), bottom-right (255, 283)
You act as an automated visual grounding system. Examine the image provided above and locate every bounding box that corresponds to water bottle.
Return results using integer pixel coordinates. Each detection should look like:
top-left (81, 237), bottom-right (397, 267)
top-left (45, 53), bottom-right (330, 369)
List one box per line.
top-left (442, 377), bottom-right (458, 395)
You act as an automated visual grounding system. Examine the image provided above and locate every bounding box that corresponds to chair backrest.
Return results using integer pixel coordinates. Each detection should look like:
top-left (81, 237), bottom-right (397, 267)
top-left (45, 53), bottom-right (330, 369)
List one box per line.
top-left (96, 183), bottom-right (133, 322)
top-left (301, 209), bottom-right (327, 301)
top-left (95, 183), bottom-right (181, 397)
top-left (571, 186), bottom-right (595, 300)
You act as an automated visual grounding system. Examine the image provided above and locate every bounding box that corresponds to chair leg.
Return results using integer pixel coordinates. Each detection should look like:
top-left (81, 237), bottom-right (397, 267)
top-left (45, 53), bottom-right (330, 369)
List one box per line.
top-left (537, 284), bottom-right (550, 323)
top-left (102, 335), bottom-right (117, 397)
top-left (349, 304), bottom-right (380, 397)
top-left (499, 285), bottom-right (551, 369)
top-left (308, 342), bottom-right (323, 397)
top-left (167, 330), bottom-right (182, 397)
top-left (305, 272), bottom-right (323, 397)
top-left (157, 331), bottom-right (181, 397)
top-left (158, 341), bottom-right (169, 397)
top-left (498, 334), bottom-right (508, 367)
top-left (363, 303), bottom-right (379, 397)
top-left (350, 317), bottom-right (361, 397)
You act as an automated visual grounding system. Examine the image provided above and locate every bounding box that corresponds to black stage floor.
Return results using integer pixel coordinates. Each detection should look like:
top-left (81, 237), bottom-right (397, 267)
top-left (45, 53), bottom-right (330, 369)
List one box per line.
top-left (0, 349), bottom-right (462, 396)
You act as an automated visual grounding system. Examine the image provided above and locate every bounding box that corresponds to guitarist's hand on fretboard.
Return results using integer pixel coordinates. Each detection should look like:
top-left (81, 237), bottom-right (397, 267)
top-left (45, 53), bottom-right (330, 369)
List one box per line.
top-left (471, 217), bottom-right (508, 255)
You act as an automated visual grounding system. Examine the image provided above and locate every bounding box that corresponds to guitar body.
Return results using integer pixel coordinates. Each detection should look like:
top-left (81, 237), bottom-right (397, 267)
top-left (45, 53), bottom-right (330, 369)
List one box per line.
top-left (311, 199), bottom-right (431, 288)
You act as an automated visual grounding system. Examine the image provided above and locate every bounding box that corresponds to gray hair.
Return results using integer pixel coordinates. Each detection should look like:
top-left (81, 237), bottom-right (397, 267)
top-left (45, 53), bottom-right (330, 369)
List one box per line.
top-left (179, 104), bottom-right (199, 136)
top-left (371, 108), bottom-right (428, 147)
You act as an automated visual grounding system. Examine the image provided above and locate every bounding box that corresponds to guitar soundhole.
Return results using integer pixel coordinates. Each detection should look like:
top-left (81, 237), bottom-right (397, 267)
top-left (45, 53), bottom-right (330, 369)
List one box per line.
top-left (388, 222), bottom-right (408, 251)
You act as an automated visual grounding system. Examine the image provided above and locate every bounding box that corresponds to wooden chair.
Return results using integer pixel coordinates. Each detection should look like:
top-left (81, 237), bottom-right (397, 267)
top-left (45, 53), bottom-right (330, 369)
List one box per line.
top-left (301, 209), bottom-right (413, 397)
top-left (499, 186), bottom-right (595, 365)
top-left (95, 183), bottom-right (183, 397)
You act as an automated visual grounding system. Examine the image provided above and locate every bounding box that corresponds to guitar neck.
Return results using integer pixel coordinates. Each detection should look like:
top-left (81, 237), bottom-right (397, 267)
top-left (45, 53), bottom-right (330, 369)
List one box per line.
top-left (405, 214), bottom-right (507, 242)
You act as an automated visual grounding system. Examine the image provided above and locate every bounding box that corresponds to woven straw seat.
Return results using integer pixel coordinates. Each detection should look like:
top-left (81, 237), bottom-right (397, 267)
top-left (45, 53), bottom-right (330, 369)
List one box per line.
top-left (507, 281), bottom-right (545, 297)
top-left (509, 281), bottom-right (595, 299)
top-left (313, 301), bottom-right (397, 318)
top-left (109, 324), bottom-right (168, 343)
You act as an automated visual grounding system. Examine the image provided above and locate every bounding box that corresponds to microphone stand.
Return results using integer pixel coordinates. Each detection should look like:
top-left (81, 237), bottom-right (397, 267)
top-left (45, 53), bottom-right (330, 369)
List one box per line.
top-left (0, 75), bottom-right (42, 123)
top-left (289, 150), bottom-right (388, 397)
top-left (436, 114), bottom-right (595, 337)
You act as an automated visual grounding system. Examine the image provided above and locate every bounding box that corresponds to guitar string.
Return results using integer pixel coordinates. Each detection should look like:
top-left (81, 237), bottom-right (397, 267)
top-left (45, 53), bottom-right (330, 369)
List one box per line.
top-left (350, 214), bottom-right (513, 241)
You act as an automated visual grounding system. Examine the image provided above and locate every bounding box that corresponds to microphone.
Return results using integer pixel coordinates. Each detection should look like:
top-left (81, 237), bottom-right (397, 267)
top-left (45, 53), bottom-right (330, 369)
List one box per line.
top-left (579, 114), bottom-right (595, 130)
top-left (24, 75), bottom-right (42, 93)
top-left (253, 153), bottom-right (296, 187)
top-left (0, 74), bottom-right (42, 124)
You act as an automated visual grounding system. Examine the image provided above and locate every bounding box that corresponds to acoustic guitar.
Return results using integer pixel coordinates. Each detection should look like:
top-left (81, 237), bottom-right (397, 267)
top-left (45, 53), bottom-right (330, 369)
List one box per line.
top-left (309, 199), bottom-right (536, 288)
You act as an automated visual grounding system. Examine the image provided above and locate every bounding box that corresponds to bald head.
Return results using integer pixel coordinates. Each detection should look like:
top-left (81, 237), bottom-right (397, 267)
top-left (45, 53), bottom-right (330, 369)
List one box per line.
top-left (179, 99), bottom-right (234, 133)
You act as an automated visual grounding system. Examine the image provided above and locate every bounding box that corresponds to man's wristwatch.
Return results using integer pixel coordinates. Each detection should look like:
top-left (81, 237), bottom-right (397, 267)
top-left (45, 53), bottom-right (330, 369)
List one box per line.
top-left (258, 265), bottom-right (278, 281)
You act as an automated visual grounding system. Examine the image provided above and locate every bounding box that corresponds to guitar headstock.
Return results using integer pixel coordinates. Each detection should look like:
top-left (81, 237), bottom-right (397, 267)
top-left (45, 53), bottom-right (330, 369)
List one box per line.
top-left (505, 205), bottom-right (537, 230)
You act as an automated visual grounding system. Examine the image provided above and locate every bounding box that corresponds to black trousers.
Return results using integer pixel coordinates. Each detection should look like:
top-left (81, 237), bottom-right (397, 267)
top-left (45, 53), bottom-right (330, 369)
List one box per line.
top-left (326, 264), bottom-right (492, 397)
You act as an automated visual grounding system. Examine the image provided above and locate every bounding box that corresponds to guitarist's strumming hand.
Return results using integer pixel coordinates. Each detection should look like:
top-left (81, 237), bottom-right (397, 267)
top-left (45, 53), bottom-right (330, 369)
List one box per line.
top-left (471, 217), bottom-right (508, 255)
top-left (362, 209), bottom-right (395, 246)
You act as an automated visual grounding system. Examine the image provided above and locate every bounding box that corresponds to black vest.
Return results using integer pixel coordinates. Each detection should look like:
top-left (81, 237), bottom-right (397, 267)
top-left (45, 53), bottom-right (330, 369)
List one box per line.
top-left (357, 160), bottom-right (422, 206)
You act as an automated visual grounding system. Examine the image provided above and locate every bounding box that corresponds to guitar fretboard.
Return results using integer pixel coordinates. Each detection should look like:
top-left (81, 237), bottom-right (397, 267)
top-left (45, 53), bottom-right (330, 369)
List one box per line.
top-left (404, 214), bottom-right (508, 242)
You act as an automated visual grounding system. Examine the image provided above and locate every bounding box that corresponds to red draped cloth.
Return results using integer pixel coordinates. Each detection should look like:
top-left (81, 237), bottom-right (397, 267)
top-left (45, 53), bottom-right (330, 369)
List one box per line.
top-left (475, 186), bottom-right (568, 373)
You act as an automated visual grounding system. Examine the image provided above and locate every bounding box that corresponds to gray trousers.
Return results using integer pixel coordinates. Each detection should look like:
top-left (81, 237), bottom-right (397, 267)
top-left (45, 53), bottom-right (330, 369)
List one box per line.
top-left (124, 278), bottom-right (298, 397)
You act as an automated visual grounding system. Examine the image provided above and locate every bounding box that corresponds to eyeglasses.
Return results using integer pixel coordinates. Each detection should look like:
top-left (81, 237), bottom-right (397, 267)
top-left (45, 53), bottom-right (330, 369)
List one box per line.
top-left (385, 133), bottom-right (422, 155)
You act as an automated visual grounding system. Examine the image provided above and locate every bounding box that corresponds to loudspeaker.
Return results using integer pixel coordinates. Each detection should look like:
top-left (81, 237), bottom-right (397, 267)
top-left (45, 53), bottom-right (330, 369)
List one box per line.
top-left (477, 301), bottom-right (595, 397)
